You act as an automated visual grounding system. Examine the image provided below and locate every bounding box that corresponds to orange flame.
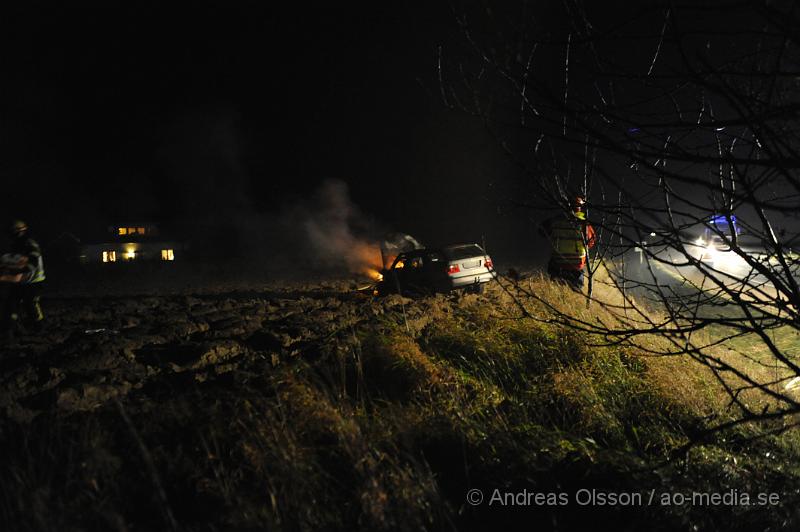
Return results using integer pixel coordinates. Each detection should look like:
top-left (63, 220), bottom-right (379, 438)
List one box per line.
top-left (349, 241), bottom-right (384, 281)
top-left (365, 268), bottom-right (384, 282)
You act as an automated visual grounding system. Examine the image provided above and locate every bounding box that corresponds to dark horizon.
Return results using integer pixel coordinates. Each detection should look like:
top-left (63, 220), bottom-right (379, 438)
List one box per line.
top-left (5, 3), bottom-right (795, 263)
top-left (1, 4), bottom-right (536, 259)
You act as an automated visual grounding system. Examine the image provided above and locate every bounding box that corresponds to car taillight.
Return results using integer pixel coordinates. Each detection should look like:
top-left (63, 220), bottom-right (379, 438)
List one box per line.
top-left (484, 258), bottom-right (493, 270)
top-left (447, 264), bottom-right (460, 275)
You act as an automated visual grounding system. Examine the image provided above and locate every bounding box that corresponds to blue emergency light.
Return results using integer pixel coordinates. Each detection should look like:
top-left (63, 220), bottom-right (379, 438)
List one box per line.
top-left (709, 215), bottom-right (741, 235)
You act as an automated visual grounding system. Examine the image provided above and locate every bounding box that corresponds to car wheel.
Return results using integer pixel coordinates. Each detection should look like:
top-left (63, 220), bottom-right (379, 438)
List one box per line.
top-left (374, 281), bottom-right (391, 296)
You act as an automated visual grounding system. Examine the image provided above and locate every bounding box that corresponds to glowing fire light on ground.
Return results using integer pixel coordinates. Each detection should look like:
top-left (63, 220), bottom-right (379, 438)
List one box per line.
top-left (365, 269), bottom-right (383, 282)
top-left (349, 242), bottom-right (384, 281)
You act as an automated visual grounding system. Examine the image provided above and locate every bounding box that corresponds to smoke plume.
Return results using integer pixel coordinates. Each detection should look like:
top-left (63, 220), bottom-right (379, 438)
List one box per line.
top-left (296, 179), bottom-right (384, 277)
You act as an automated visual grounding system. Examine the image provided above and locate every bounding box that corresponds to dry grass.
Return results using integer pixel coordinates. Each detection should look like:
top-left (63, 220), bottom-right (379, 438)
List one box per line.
top-left (2, 275), bottom-right (800, 531)
top-left (517, 266), bottom-right (796, 422)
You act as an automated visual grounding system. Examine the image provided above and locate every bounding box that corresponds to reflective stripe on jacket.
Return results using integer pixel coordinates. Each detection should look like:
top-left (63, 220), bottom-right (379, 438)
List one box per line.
top-left (544, 212), bottom-right (595, 270)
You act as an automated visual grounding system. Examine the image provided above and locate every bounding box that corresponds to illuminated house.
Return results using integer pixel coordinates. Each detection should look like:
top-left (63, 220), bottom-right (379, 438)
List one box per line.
top-left (81, 223), bottom-right (185, 264)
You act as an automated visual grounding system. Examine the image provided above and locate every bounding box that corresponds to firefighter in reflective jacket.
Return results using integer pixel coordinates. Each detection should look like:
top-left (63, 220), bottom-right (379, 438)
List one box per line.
top-left (2, 220), bottom-right (46, 334)
top-left (540, 195), bottom-right (596, 289)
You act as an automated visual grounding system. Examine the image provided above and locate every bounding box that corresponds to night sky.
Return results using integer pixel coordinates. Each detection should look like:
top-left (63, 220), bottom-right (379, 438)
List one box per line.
top-left (1, 3), bottom-right (521, 254)
top-left (7, 3), bottom-right (784, 263)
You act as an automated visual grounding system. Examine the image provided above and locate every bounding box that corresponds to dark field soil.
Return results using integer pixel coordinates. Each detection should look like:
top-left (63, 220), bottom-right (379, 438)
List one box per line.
top-left (2, 281), bottom-right (369, 422)
top-left (1, 265), bottom-right (799, 531)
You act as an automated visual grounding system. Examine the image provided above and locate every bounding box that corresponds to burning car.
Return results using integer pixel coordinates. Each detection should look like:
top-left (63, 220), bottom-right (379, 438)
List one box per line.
top-left (375, 243), bottom-right (495, 296)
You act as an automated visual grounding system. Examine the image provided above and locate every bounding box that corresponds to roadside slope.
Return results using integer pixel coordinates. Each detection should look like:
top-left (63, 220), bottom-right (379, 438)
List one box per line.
top-left (1, 276), bottom-right (798, 531)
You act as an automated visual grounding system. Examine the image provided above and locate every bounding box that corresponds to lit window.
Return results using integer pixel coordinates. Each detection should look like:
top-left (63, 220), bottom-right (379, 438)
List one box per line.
top-left (102, 251), bottom-right (117, 263)
top-left (118, 228), bottom-right (127, 236)
top-left (137, 227), bottom-right (146, 235)
top-left (125, 249), bottom-right (136, 260)
top-left (161, 249), bottom-right (175, 261)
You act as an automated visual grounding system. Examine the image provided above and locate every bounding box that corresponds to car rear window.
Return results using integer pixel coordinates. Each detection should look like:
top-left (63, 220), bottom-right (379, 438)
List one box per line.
top-left (443, 245), bottom-right (485, 260)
